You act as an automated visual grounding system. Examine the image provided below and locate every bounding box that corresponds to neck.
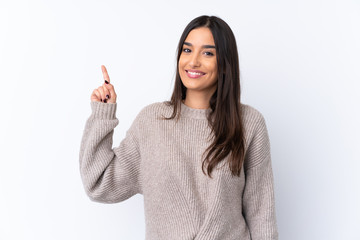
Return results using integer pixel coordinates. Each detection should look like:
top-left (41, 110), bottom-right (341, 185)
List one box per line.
top-left (183, 86), bottom-right (217, 109)
top-left (182, 97), bottom-right (211, 110)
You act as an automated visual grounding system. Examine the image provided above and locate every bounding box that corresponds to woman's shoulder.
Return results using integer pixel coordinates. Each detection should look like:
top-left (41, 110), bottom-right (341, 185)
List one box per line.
top-left (138, 101), bottom-right (170, 112)
top-left (240, 102), bottom-right (266, 124)
top-left (240, 103), bottom-right (270, 155)
top-left (133, 101), bottom-right (172, 119)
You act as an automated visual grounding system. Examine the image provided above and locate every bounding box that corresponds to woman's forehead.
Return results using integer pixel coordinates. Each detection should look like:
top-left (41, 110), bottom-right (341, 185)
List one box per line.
top-left (184, 27), bottom-right (215, 46)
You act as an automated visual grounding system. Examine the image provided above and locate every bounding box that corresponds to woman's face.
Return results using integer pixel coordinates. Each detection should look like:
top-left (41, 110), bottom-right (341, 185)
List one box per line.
top-left (179, 27), bottom-right (218, 97)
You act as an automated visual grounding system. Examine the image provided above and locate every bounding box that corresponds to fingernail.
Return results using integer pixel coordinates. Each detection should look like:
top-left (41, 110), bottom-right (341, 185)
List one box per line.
top-left (106, 94), bottom-right (110, 99)
top-left (100, 98), bottom-right (103, 102)
top-left (105, 80), bottom-right (109, 84)
top-left (104, 99), bottom-right (107, 103)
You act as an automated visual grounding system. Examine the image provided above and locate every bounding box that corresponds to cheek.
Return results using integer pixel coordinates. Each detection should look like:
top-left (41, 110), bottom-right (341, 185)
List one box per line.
top-left (178, 55), bottom-right (185, 66)
top-left (208, 63), bottom-right (218, 81)
top-left (178, 61), bottom-right (185, 73)
top-left (205, 61), bottom-right (217, 75)
top-left (178, 61), bottom-right (185, 79)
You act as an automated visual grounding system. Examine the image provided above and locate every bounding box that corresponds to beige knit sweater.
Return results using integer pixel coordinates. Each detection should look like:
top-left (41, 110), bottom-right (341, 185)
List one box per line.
top-left (79, 100), bottom-right (279, 240)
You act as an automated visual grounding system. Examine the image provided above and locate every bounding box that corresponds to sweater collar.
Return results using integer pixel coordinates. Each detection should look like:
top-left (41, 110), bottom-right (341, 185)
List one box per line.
top-left (180, 101), bottom-right (212, 120)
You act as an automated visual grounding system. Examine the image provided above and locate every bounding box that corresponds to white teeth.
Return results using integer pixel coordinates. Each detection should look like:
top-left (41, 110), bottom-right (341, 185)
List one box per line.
top-left (188, 71), bottom-right (203, 75)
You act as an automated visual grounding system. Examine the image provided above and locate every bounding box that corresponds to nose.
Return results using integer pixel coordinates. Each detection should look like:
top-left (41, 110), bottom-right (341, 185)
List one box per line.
top-left (189, 52), bottom-right (201, 68)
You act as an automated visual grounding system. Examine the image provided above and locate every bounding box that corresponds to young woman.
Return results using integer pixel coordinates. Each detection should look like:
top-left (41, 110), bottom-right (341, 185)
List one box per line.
top-left (79, 15), bottom-right (279, 240)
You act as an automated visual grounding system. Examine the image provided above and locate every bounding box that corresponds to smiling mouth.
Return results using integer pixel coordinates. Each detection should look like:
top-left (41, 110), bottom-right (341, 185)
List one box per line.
top-left (185, 70), bottom-right (206, 78)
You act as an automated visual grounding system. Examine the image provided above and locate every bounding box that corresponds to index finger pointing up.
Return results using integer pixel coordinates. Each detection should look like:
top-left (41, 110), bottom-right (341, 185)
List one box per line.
top-left (101, 65), bottom-right (110, 83)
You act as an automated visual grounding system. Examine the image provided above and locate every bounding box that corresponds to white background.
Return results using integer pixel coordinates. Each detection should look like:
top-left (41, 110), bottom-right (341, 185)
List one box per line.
top-left (0, 0), bottom-right (359, 239)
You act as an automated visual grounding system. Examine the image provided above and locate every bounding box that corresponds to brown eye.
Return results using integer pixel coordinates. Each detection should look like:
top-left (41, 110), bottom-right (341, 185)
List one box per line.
top-left (183, 48), bottom-right (191, 53)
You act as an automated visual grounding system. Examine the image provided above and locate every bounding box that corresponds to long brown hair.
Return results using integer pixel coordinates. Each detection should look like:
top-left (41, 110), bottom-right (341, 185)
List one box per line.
top-left (162, 15), bottom-right (246, 178)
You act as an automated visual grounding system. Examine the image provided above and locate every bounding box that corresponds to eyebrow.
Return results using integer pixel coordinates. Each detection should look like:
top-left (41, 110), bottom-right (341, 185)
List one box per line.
top-left (183, 42), bottom-right (215, 49)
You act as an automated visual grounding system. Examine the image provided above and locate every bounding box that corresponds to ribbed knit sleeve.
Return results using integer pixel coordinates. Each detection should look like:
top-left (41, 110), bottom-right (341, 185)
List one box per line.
top-left (242, 113), bottom-right (279, 240)
top-left (79, 101), bottom-right (142, 204)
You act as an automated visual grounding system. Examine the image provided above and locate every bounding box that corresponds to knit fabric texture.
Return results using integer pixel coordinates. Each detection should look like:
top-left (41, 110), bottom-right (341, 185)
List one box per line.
top-left (79, 100), bottom-right (279, 240)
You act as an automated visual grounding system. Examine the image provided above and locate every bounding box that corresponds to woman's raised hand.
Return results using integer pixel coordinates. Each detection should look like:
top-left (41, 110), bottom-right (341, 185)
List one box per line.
top-left (90, 65), bottom-right (117, 103)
